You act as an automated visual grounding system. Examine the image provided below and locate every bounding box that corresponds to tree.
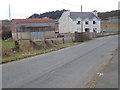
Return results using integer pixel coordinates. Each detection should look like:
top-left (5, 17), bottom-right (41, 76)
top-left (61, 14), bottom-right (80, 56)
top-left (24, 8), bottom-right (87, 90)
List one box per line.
top-left (28, 9), bottom-right (68, 19)
top-left (28, 13), bottom-right (40, 18)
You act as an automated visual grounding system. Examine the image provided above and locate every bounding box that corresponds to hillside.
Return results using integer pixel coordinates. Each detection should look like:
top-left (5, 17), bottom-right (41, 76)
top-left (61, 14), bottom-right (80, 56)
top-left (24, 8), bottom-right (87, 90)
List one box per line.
top-left (28, 10), bottom-right (119, 20)
top-left (28, 9), bottom-right (68, 19)
top-left (98, 10), bottom-right (120, 20)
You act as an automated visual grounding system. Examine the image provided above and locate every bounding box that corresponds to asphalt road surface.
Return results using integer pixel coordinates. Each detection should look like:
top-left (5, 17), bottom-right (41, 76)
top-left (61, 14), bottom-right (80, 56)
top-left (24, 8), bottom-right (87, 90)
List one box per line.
top-left (2, 35), bottom-right (118, 88)
top-left (95, 51), bottom-right (118, 88)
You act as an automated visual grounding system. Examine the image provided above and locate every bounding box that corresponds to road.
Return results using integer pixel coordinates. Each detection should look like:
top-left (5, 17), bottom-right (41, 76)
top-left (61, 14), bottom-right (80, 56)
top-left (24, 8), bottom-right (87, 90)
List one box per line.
top-left (95, 51), bottom-right (118, 88)
top-left (2, 35), bottom-right (118, 88)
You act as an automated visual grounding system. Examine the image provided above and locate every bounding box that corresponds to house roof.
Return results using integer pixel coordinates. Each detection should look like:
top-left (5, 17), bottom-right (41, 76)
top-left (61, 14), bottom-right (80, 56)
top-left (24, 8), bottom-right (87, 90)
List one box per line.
top-left (13, 18), bottom-right (55, 23)
top-left (70, 12), bottom-right (100, 20)
top-left (21, 26), bottom-right (51, 28)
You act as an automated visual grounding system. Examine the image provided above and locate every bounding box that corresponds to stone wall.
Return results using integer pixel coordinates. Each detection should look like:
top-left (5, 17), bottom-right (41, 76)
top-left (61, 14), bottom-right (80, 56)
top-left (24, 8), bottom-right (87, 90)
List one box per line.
top-left (75, 32), bottom-right (117, 42)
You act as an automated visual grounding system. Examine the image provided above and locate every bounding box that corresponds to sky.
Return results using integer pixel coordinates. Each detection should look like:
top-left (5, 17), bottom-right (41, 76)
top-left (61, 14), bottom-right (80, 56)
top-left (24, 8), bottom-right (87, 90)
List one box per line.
top-left (0, 0), bottom-right (119, 20)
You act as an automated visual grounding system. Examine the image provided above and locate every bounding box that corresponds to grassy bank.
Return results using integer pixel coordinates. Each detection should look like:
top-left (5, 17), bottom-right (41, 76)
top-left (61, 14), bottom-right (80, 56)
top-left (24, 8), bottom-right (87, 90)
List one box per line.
top-left (2, 40), bottom-right (14, 48)
top-left (2, 42), bottom-right (81, 64)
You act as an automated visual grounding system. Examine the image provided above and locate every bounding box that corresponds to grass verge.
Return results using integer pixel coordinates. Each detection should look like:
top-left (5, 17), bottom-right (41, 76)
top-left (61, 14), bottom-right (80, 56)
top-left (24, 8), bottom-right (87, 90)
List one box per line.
top-left (2, 42), bottom-right (82, 64)
top-left (2, 40), bottom-right (14, 48)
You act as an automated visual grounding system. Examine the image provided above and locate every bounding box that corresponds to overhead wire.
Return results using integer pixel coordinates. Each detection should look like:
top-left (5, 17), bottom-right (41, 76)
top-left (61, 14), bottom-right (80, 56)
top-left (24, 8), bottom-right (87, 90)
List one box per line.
top-left (56, 0), bottom-right (96, 11)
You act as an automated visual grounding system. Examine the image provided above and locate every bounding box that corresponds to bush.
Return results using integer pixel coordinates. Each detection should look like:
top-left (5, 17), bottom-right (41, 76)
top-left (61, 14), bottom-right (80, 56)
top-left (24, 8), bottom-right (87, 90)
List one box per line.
top-left (2, 30), bottom-right (12, 40)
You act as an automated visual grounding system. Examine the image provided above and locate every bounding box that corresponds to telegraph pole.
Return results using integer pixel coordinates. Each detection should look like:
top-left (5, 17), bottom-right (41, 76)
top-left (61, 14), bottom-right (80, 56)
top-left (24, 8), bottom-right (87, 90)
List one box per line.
top-left (81, 5), bottom-right (82, 12)
top-left (9, 4), bottom-right (11, 20)
top-left (81, 5), bottom-right (83, 32)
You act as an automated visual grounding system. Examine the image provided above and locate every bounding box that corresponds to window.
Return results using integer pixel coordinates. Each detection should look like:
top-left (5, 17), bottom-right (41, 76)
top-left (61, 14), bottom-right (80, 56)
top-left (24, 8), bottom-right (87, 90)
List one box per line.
top-left (93, 21), bottom-right (96, 24)
top-left (77, 21), bottom-right (80, 24)
top-left (85, 21), bottom-right (89, 24)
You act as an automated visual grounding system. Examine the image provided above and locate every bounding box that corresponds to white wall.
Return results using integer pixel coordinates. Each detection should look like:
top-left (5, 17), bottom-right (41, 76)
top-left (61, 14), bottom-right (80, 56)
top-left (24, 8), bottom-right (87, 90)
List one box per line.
top-left (59, 11), bottom-right (73, 33)
top-left (91, 18), bottom-right (101, 33)
top-left (18, 32), bottom-right (30, 40)
top-left (83, 18), bottom-right (91, 32)
top-left (74, 18), bottom-right (101, 33)
top-left (97, 20), bottom-right (101, 33)
top-left (59, 11), bottom-right (101, 33)
top-left (72, 18), bottom-right (82, 33)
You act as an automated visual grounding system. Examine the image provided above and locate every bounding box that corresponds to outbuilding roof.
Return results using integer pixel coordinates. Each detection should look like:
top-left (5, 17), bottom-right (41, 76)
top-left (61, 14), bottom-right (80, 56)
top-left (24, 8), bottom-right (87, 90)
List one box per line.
top-left (70, 12), bottom-right (100, 20)
top-left (13, 18), bottom-right (55, 23)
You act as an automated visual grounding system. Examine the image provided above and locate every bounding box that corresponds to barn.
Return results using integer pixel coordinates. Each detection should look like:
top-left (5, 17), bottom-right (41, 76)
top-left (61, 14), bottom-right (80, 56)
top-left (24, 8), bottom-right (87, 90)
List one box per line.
top-left (12, 18), bottom-right (56, 40)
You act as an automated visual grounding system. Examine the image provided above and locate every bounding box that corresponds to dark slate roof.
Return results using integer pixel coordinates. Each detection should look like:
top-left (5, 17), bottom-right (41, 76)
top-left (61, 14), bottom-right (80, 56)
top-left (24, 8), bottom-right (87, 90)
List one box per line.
top-left (70, 12), bottom-right (100, 20)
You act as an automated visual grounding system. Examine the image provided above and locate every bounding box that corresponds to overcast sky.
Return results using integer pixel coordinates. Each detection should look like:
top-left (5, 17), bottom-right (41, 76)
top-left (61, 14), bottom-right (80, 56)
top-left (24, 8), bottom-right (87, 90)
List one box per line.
top-left (1, 0), bottom-right (119, 20)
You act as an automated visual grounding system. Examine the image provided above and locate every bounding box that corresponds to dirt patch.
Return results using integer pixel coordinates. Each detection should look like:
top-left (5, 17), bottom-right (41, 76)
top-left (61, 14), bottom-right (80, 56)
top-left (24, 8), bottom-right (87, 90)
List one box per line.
top-left (84, 48), bottom-right (118, 88)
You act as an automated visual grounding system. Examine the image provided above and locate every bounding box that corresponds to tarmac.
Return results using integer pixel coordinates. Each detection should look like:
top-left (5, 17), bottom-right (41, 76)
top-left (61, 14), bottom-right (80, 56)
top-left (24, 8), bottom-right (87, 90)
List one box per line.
top-left (95, 50), bottom-right (118, 88)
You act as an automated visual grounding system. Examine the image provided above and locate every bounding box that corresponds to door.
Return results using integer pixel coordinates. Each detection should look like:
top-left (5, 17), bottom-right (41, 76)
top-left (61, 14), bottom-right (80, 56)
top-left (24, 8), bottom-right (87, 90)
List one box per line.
top-left (85, 28), bottom-right (90, 32)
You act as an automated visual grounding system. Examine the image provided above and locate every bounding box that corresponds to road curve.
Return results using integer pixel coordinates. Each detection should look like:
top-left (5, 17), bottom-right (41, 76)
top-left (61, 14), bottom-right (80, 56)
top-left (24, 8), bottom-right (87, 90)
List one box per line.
top-left (2, 35), bottom-right (118, 88)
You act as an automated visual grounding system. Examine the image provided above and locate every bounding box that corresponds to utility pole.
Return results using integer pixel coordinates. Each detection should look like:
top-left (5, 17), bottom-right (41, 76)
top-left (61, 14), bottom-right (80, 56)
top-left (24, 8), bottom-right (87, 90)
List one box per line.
top-left (81, 5), bottom-right (82, 12)
top-left (81, 5), bottom-right (83, 32)
top-left (9, 4), bottom-right (11, 20)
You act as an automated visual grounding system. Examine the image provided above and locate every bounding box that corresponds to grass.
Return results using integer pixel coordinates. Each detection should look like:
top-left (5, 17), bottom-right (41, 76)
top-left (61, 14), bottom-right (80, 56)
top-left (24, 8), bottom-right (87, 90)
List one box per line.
top-left (2, 42), bottom-right (82, 64)
top-left (2, 40), bottom-right (14, 48)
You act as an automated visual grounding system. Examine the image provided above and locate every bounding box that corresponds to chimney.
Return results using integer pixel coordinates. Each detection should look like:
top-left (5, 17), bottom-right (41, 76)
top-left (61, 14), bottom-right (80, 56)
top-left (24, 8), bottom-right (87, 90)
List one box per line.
top-left (92, 10), bottom-right (98, 16)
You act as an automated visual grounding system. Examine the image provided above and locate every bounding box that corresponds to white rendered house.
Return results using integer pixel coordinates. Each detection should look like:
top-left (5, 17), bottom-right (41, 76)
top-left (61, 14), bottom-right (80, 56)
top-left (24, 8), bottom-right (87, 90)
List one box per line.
top-left (59, 10), bottom-right (101, 33)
